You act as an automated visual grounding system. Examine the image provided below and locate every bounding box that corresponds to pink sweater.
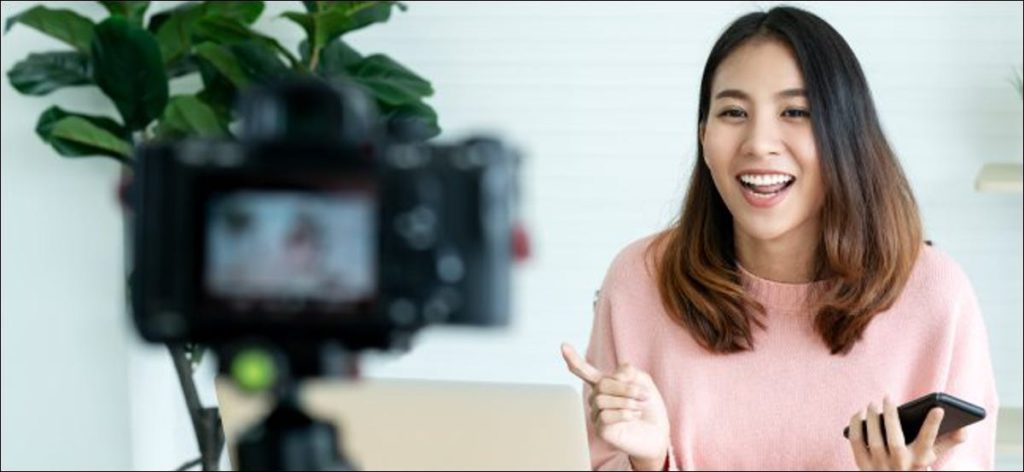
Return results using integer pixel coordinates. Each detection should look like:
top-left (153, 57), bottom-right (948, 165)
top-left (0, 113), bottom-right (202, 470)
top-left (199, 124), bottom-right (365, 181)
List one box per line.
top-left (584, 235), bottom-right (999, 470)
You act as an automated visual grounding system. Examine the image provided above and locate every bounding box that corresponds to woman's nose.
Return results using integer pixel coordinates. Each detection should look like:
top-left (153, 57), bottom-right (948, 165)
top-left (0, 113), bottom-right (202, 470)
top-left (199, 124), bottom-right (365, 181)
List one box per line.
top-left (741, 116), bottom-right (784, 159)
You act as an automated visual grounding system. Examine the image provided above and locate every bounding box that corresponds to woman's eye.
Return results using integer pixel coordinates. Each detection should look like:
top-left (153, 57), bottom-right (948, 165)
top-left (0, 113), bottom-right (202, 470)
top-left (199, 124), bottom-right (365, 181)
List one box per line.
top-left (718, 108), bottom-right (746, 118)
top-left (782, 108), bottom-right (810, 118)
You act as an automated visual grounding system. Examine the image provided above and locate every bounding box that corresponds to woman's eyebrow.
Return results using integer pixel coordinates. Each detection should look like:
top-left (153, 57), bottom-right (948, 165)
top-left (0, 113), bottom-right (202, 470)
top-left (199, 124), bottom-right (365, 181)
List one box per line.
top-left (776, 88), bottom-right (806, 98)
top-left (713, 89), bottom-right (748, 101)
top-left (712, 88), bottom-right (806, 101)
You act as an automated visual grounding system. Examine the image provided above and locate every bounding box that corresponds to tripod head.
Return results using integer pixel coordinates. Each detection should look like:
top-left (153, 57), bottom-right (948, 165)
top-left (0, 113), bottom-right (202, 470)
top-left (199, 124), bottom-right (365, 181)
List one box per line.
top-left (222, 341), bottom-right (359, 471)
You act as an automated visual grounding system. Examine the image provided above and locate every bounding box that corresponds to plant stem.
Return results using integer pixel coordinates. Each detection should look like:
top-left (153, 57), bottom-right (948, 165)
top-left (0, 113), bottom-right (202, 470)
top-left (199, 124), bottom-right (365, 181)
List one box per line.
top-left (309, 45), bottom-right (321, 73)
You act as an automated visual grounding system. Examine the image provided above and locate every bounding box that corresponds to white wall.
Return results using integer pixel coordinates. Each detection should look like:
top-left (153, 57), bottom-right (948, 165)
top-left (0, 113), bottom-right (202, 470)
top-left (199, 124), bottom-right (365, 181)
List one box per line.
top-left (2, 1), bottom-right (1021, 470)
top-left (1, 1), bottom-right (134, 469)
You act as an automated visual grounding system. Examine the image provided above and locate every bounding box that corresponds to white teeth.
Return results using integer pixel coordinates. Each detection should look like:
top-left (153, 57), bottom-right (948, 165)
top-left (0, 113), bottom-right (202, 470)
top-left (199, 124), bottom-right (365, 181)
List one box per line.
top-left (739, 174), bottom-right (794, 186)
top-left (749, 190), bottom-right (778, 198)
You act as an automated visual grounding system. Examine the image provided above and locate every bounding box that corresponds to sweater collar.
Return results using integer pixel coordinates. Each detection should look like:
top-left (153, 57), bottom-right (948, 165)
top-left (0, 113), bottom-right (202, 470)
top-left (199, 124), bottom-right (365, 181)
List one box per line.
top-left (736, 263), bottom-right (830, 310)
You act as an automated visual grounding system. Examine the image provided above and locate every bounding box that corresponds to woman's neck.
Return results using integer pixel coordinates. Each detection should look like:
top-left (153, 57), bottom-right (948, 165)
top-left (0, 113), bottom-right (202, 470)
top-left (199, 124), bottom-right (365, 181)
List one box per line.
top-left (734, 219), bottom-right (820, 284)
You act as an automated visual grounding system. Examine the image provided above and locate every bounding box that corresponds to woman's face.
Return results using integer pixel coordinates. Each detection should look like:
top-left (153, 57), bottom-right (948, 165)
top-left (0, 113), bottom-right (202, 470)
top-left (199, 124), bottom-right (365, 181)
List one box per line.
top-left (701, 38), bottom-right (825, 244)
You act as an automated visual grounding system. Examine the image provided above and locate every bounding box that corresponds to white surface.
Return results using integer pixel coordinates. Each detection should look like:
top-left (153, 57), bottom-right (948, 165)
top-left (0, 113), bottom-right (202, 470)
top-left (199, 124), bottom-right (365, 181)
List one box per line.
top-left (976, 162), bottom-right (1024, 193)
top-left (2, 1), bottom-right (1022, 470)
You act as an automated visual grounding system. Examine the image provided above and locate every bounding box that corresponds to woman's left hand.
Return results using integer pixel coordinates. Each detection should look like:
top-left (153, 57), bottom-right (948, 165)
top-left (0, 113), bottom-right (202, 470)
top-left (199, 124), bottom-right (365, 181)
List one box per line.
top-left (847, 396), bottom-right (967, 471)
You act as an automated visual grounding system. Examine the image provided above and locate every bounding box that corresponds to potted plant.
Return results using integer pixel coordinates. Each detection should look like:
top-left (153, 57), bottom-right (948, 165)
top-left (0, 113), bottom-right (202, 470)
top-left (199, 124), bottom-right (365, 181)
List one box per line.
top-left (5, 2), bottom-right (438, 468)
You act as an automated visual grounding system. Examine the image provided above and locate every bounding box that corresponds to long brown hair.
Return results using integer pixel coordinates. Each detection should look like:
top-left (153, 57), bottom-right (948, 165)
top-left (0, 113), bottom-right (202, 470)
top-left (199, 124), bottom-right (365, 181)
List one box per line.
top-left (650, 6), bottom-right (922, 355)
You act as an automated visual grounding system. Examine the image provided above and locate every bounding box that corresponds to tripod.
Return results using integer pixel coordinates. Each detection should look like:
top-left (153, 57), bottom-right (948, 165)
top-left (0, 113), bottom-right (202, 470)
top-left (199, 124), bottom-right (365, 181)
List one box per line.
top-left (168, 343), bottom-right (225, 471)
top-left (235, 379), bottom-right (355, 470)
top-left (169, 342), bottom-right (358, 471)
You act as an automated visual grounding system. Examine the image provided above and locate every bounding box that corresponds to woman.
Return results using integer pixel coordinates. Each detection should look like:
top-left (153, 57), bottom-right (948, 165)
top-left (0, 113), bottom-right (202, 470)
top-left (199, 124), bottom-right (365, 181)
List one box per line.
top-left (561, 6), bottom-right (998, 471)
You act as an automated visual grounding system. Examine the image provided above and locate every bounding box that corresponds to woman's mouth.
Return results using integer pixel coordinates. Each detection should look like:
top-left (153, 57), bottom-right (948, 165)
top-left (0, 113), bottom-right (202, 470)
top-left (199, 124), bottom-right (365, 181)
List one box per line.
top-left (736, 173), bottom-right (796, 208)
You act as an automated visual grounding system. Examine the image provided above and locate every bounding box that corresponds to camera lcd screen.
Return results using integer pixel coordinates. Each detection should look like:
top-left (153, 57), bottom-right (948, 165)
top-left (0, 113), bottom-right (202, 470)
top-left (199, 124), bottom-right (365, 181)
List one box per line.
top-left (204, 191), bottom-right (376, 308)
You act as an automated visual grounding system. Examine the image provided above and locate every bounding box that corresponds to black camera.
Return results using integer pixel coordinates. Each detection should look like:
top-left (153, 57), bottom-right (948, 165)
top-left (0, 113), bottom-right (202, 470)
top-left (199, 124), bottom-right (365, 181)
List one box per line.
top-left (129, 78), bottom-right (520, 354)
top-left (127, 78), bottom-right (523, 471)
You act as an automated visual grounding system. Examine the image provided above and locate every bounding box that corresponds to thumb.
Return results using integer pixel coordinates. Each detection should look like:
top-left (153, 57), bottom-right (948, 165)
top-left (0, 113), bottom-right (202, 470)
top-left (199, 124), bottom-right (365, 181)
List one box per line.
top-left (934, 427), bottom-right (968, 456)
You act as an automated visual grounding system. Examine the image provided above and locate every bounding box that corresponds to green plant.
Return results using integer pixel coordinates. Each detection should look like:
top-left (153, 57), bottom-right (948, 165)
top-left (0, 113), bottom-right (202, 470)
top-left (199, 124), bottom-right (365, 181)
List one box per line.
top-left (5, 0), bottom-right (439, 166)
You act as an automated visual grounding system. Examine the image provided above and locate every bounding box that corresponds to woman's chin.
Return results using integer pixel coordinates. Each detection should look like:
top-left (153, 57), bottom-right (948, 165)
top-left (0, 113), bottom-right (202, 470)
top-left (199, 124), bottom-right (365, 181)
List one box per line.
top-left (734, 217), bottom-right (798, 243)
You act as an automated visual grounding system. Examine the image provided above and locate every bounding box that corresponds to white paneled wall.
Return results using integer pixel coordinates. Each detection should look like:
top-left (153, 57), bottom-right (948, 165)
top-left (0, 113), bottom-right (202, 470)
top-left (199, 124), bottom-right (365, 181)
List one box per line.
top-left (1, 1), bottom-right (1020, 470)
top-left (333, 1), bottom-right (1024, 406)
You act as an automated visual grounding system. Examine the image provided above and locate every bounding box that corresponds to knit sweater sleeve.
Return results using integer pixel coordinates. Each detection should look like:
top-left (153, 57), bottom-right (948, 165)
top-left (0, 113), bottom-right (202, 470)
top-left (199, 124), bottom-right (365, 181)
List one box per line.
top-left (931, 266), bottom-right (1000, 471)
top-left (584, 283), bottom-right (634, 471)
top-left (583, 244), bottom-right (680, 471)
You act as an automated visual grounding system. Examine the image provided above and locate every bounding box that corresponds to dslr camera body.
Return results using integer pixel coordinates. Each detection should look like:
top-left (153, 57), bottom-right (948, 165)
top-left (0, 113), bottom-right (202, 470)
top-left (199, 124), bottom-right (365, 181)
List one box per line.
top-left (130, 78), bottom-right (520, 358)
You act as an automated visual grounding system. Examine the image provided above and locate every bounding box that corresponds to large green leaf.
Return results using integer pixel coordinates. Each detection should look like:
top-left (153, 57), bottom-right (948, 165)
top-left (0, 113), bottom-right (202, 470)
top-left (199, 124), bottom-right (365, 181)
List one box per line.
top-left (195, 40), bottom-right (292, 109)
top-left (230, 41), bottom-right (292, 83)
top-left (7, 51), bottom-right (93, 96)
top-left (99, 1), bottom-right (151, 26)
top-left (195, 42), bottom-right (251, 88)
top-left (92, 17), bottom-right (169, 131)
top-left (300, 38), bottom-right (362, 76)
top-left (196, 56), bottom-right (239, 123)
top-left (50, 117), bottom-right (133, 160)
top-left (37, 106), bottom-right (131, 144)
top-left (3, 6), bottom-right (95, 55)
top-left (283, 1), bottom-right (399, 53)
top-left (148, 1), bottom-right (197, 33)
top-left (205, 1), bottom-right (265, 24)
top-left (347, 54), bottom-right (433, 106)
top-left (380, 98), bottom-right (440, 140)
top-left (154, 9), bottom-right (193, 65)
top-left (151, 1), bottom-right (266, 66)
top-left (36, 108), bottom-right (133, 161)
top-left (336, 1), bottom-right (403, 31)
top-left (148, 1), bottom-right (264, 32)
top-left (196, 87), bottom-right (235, 128)
top-left (303, 1), bottom-right (406, 18)
top-left (193, 15), bottom-right (265, 44)
top-left (155, 95), bottom-right (228, 139)
top-left (193, 16), bottom-right (299, 68)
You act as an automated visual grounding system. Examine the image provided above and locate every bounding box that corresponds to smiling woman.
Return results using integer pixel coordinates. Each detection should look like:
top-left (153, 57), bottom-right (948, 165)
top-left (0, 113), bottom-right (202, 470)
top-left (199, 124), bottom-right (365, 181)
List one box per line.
top-left (700, 40), bottom-right (826, 283)
top-left (560, 5), bottom-right (999, 471)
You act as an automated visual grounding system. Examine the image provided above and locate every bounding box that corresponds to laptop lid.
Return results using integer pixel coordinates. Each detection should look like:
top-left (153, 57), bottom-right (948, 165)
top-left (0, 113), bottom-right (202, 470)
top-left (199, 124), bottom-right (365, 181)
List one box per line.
top-left (215, 377), bottom-right (591, 471)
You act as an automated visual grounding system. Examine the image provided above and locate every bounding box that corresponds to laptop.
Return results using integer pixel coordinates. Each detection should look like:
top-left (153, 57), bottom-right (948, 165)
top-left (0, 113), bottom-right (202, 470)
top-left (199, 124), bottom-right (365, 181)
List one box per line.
top-left (215, 377), bottom-right (592, 471)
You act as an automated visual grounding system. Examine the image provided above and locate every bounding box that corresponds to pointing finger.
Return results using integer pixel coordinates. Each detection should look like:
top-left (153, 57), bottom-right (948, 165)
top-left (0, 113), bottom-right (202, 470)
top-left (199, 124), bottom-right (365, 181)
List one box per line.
top-left (561, 342), bottom-right (602, 385)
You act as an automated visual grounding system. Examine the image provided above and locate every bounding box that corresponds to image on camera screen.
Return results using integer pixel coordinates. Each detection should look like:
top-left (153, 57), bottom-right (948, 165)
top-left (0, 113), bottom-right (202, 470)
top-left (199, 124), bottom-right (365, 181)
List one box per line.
top-left (204, 191), bottom-right (376, 306)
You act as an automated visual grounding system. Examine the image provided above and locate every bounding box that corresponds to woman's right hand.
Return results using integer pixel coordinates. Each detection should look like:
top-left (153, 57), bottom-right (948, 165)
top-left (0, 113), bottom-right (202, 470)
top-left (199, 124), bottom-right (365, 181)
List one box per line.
top-left (561, 343), bottom-right (670, 470)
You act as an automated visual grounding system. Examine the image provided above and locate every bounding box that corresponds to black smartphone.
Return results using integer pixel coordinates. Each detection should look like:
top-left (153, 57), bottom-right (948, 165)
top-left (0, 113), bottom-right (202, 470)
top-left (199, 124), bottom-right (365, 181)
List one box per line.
top-left (842, 392), bottom-right (986, 444)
